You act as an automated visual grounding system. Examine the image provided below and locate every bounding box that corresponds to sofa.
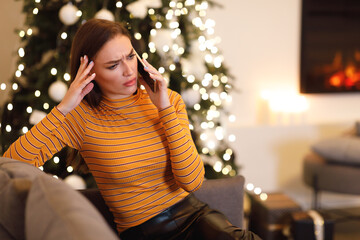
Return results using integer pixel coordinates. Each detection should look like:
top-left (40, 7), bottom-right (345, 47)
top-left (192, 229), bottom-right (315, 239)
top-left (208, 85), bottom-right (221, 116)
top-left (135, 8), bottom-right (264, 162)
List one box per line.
top-left (0, 157), bottom-right (245, 239)
top-left (303, 133), bottom-right (360, 209)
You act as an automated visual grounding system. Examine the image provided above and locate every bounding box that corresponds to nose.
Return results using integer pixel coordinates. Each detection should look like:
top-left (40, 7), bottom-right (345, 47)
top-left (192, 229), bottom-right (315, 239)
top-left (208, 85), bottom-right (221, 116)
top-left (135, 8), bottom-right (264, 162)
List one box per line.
top-left (122, 60), bottom-right (133, 77)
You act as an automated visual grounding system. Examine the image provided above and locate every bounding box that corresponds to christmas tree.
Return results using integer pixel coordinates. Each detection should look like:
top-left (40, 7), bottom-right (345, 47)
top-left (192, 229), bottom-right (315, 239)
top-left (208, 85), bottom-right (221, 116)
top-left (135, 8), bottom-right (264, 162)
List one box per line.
top-left (0, 0), bottom-right (237, 187)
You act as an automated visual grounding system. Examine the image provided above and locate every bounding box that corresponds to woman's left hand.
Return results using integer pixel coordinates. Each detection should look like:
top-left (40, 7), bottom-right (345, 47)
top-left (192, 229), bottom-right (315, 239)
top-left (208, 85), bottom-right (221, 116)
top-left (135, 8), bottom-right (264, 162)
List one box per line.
top-left (139, 59), bottom-right (170, 109)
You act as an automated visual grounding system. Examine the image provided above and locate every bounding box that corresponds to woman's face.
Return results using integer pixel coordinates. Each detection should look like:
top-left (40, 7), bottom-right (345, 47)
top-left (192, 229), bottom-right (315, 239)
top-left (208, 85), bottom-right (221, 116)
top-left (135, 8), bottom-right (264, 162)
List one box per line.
top-left (92, 34), bottom-right (138, 99)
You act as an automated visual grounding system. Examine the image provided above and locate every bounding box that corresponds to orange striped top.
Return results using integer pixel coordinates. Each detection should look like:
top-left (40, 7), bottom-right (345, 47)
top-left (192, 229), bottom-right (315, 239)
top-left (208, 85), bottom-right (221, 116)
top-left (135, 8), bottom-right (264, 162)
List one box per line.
top-left (3, 88), bottom-right (205, 233)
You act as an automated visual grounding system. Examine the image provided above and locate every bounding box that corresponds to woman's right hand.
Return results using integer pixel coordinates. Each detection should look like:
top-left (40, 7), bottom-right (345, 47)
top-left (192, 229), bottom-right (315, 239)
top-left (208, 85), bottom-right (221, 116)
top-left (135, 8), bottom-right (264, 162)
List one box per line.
top-left (57, 55), bottom-right (96, 115)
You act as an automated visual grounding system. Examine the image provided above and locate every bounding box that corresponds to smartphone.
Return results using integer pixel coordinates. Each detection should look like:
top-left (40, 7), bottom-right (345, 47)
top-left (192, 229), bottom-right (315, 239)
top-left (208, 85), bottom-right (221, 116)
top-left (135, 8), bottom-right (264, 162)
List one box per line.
top-left (134, 49), bottom-right (157, 92)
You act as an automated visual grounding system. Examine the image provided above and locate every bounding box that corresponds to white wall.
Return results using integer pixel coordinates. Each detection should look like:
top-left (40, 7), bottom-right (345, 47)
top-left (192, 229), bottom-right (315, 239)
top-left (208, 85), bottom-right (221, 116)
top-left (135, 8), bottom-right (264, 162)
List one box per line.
top-left (208, 0), bottom-right (360, 209)
top-left (2, 1), bottom-right (360, 209)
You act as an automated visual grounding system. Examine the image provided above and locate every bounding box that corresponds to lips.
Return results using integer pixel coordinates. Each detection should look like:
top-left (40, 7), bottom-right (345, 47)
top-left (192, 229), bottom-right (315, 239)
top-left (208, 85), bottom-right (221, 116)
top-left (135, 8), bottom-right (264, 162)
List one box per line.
top-left (123, 78), bottom-right (137, 87)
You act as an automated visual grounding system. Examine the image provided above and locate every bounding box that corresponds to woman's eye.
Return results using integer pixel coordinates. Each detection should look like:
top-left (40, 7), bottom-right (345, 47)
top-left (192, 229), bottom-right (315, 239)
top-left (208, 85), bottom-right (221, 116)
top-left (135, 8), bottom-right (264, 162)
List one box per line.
top-left (108, 64), bottom-right (117, 70)
top-left (128, 54), bottom-right (136, 60)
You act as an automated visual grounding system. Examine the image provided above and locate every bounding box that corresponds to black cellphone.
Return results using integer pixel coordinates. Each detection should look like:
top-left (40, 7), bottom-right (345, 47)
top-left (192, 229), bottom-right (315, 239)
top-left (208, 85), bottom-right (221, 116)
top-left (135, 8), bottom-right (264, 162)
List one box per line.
top-left (134, 50), bottom-right (157, 92)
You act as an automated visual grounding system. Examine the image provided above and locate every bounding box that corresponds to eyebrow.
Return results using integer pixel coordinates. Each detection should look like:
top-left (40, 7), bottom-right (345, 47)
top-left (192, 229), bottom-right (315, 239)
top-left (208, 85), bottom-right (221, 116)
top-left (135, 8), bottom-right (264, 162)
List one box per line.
top-left (104, 49), bottom-right (135, 65)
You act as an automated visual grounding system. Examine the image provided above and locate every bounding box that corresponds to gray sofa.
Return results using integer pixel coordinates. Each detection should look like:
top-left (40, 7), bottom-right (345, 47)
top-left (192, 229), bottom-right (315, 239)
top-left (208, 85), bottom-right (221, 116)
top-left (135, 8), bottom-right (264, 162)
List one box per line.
top-left (0, 157), bottom-right (245, 239)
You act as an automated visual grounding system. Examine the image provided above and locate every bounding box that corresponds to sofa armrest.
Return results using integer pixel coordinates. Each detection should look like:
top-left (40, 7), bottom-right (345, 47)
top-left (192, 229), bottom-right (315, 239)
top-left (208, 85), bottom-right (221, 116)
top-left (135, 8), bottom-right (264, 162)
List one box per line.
top-left (194, 175), bottom-right (245, 228)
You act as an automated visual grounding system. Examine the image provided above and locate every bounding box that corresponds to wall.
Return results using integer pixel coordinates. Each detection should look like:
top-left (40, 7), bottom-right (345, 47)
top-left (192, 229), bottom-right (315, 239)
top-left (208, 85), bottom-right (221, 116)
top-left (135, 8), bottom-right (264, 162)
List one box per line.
top-left (0, 1), bottom-right (24, 104)
top-left (207, 0), bottom-right (360, 208)
top-left (2, 1), bottom-right (360, 209)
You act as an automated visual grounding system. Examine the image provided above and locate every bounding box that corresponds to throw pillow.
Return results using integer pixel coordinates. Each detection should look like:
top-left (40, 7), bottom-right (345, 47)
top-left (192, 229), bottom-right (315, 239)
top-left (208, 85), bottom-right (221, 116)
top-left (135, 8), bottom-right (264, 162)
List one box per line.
top-left (25, 173), bottom-right (119, 240)
top-left (0, 170), bottom-right (32, 240)
top-left (311, 136), bottom-right (360, 165)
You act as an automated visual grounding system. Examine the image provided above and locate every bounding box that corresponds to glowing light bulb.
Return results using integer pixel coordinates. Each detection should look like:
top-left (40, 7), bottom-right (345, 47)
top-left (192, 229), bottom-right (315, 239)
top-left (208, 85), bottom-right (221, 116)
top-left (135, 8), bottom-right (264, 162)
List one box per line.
top-left (76, 10), bottom-right (82, 17)
top-left (22, 126), bottom-right (29, 133)
top-left (246, 183), bottom-right (255, 191)
top-left (26, 106), bottom-right (32, 113)
top-left (51, 68), bottom-right (57, 75)
top-left (67, 166), bottom-right (74, 173)
top-left (194, 103), bottom-right (201, 111)
top-left (169, 64), bottom-right (176, 71)
top-left (134, 32), bottom-right (142, 40)
top-left (18, 64), bottom-right (25, 71)
top-left (7, 103), bottom-right (13, 111)
top-left (18, 48), bottom-right (25, 57)
top-left (213, 161), bottom-right (222, 172)
top-left (155, 22), bottom-right (162, 28)
top-left (260, 193), bottom-right (268, 201)
top-left (148, 9), bottom-right (155, 15)
top-left (61, 32), bottom-right (67, 39)
top-left (254, 187), bottom-right (262, 195)
top-left (33, 8), bottom-right (39, 14)
top-left (54, 156), bottom-right (60, 164)
top-left (35, 90), bottom-right (41, 97)
top-left (228, 134), bottom-right (236, 142)
top-left (15, 70), bottom-right (21, 78)
top-left (116, 1), bottom-right (123, 8)
top-left (12, 83), bottom-right (18, 90)
top-left (64, 73), bottom-right (71, 81)
top-left (1, 83), bottom-right (6, 90)
top-left (6, 125), bottom-right (12, 132)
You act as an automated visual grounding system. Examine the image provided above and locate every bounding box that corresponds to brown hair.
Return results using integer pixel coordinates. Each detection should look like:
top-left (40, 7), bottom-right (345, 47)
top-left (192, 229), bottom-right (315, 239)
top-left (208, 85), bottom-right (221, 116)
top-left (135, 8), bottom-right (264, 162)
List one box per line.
top-left (70, 18), bottom-right (131, 108)
top-left (67, 19), bottom-right (131, 172)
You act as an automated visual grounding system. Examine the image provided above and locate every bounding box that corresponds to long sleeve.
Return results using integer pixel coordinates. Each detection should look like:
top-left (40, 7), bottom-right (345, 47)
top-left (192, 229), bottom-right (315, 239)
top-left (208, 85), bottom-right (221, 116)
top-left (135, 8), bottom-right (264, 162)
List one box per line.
top-left (158, 93), bottom-right (205, 192)
top-left (3, 105), bottom-right (86, 167)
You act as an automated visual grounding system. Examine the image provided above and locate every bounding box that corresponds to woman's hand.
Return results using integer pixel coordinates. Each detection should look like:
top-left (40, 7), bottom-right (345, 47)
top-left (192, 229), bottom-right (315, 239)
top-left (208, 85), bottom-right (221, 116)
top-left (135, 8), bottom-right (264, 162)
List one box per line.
top-left (139, 58), bottom-right (170, 109)
top-left (57, 55), bottom-right (96, 115)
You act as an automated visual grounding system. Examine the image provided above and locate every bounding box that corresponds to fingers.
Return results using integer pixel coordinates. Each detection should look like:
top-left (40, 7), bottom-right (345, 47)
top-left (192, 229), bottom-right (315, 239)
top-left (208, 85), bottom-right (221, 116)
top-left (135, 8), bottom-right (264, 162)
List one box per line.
top-left (75, 55), bottom-right (94, 84)
top-left (142, 59), bottom-right (164, 83)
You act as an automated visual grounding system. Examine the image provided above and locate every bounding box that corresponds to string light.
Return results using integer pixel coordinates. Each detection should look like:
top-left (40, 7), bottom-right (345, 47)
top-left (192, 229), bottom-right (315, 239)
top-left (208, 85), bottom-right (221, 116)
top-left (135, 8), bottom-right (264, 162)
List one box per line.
top-left (12, 83), bottom-right (18, 90)
top-left (15, 70), bottom-right (21, 78)
top-left (6, 125), bottom-right (12, 132)
top-left (19, 30), bottom-right (26, 38)
top-left (43, 103), bottom-right (49, 110)
top-left (26, 106), bottom-right (32, 113)
top-left (116, 1), bottom-right (123, 8)
top-left (35, 90), bottom-right (41, 97)
top-left (7, 103), bottom-right (13, 111)
top-left (27, 28), bottom-right (33, 35)
top-left (63, 73), bottom-right (71, 81)
top-left (22, 126), bottom-right (29, 133)
top-left (53, 156), bottom-right (60, 164)
top-left (0, 83), bottom-right (6, 90)
top-left (76, 10), bottom-right (82, 17)
top-left (33, 8), bottom-right (39, 14)
top-left (18, 48), bottom-right (25, 57)
top-left (61, 32), bottom-right (67, 39)
top-left (51, 68), bottom-right (57, 75)
top-left (134, 32), bottom-right (141, 40)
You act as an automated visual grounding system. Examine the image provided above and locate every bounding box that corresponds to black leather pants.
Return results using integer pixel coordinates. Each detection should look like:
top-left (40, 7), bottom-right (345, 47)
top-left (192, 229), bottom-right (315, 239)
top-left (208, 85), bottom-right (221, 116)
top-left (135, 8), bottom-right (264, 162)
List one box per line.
top-left (120, 194), bottom-right (261, 240)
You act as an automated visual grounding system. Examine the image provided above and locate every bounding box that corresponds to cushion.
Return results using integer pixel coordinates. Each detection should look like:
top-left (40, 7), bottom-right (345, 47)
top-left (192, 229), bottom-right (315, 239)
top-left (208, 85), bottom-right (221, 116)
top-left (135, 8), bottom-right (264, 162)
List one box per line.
top-left (311, 136), bottom-right (360, 165)
top-left (25, 173), bottom-right (119, 240)
top-left (0, 157), bottom-right (44, 180)
top-left (0, 164), bottom-right (32, 240)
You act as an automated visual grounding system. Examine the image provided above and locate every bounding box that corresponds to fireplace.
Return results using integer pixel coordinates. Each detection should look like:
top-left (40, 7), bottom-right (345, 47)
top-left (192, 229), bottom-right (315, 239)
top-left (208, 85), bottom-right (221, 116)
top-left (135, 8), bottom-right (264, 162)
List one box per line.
top-left (300, 0), bottom-right (360, 93)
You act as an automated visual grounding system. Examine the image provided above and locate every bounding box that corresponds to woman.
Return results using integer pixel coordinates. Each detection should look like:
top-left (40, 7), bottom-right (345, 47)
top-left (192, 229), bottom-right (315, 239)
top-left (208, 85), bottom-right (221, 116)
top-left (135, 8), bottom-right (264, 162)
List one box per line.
top-left (3, 19), bottom-right (259, 240)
